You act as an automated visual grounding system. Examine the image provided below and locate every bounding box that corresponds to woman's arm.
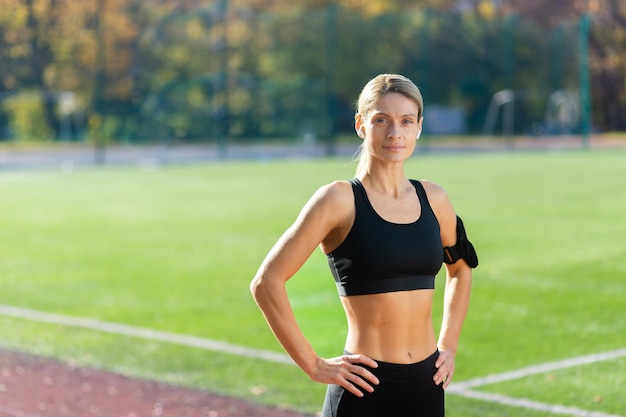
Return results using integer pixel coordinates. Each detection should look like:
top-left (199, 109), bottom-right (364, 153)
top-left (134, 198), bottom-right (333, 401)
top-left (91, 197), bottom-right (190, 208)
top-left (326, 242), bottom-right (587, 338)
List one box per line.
top-left (250, 181), bottom-right (379, 396)
top-left (436, 258), bottom-right (472, 388)
top-left (422, 180), bottom-right (473, 389)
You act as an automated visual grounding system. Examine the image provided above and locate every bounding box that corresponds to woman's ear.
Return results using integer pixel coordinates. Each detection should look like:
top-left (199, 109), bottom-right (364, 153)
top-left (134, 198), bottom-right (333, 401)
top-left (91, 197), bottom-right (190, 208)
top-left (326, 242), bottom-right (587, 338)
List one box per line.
top-left (417, 116), bottom-right (424, 139)
top-left (354, 115), bottom-right (365, 139)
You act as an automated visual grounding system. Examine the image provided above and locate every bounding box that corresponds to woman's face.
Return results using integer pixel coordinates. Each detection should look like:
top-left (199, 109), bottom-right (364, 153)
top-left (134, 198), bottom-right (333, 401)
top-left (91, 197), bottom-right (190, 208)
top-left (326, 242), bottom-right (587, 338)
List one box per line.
top-left (356, 92), bottom-right (423, 166)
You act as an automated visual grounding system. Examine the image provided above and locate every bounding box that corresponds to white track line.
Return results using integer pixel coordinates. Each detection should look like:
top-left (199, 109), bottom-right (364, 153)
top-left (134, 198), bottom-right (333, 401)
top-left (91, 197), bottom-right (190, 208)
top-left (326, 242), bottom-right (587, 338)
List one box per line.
top-left (446, 348), bottom-right (626, 417)
top-left (450, 389), bottom-right (624, 417)
top-left (1, 304), bottom-right (624, 417)
top-left (0, 304), bottom-right (294, 365)
top-left (450, 348), bottom-right (626, 390)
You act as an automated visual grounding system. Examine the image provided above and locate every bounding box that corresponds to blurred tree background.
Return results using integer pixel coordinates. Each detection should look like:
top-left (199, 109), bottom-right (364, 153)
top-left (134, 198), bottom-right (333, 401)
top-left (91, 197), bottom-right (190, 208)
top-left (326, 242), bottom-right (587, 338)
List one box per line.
top-left (0, 0), bottom-right (624, 146)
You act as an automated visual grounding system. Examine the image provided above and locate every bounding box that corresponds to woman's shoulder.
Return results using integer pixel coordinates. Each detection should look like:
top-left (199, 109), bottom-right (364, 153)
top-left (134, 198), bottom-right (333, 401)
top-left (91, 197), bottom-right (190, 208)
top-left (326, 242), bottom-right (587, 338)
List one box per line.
top-left (414, 179), bottom-right (449, 202)
top-left (413, 179), bottom-right (455, 217)
top-left (323, 179), bottom-right (355, 193)
top-left (414, 179), bottom-right (456, 234)
top-left (312, 180), bottom-right (355, 209)
top-left (298, 180), bottom-right (355, 242)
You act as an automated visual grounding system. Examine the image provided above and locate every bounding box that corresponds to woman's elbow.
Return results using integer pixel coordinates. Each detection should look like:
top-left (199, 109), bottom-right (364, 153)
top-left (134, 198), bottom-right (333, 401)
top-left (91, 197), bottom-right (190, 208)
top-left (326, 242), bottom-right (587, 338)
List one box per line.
top-left (446, 261), bottom-right (473, 281)
top-left (250, 274), bottom-right (265, 301)
top-left (250, 273), bottom-right (281, 304)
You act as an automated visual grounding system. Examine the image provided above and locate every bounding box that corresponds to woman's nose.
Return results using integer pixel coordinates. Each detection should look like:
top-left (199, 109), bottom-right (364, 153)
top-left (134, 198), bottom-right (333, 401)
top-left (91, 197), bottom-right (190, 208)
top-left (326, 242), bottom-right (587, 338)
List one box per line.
top-left (387, 123), bottom-right (402, 139)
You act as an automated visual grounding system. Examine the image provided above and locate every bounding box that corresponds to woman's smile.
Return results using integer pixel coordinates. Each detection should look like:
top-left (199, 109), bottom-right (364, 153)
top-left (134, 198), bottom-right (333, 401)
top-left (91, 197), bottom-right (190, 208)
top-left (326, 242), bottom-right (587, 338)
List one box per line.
top-left (383, 143), bottom-right (406, 152)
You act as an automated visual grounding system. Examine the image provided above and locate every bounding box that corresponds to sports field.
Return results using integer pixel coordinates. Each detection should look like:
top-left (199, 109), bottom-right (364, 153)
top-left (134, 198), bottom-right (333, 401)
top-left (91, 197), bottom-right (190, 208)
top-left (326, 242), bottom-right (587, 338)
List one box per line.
top-left (0, 149), bottom-right (624, 416)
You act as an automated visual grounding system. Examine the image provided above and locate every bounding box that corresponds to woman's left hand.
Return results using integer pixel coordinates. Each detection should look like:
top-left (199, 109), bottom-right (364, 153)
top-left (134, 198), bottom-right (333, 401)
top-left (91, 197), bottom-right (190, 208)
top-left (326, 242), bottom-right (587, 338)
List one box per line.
top-left (433, 349), bottom-right (455, 389)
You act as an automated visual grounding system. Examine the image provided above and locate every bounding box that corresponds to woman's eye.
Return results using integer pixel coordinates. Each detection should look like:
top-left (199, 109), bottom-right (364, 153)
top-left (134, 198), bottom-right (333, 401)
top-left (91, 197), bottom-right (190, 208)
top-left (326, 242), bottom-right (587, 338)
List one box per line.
top-left (374, 118), bottom-right (387, 124)
top-left (403, 119), bottom-right (414, 125)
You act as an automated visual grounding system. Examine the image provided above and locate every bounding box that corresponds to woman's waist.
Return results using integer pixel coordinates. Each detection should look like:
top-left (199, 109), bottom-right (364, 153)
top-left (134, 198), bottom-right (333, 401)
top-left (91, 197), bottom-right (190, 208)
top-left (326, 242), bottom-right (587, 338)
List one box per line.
top-left (345, 328), bottom-right (437, 364)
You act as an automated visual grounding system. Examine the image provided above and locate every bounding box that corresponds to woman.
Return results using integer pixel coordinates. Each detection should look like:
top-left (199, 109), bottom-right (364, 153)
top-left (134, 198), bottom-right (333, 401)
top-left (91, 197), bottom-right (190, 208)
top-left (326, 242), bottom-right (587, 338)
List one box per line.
top-left (250, 74), bottom-right (476, 416)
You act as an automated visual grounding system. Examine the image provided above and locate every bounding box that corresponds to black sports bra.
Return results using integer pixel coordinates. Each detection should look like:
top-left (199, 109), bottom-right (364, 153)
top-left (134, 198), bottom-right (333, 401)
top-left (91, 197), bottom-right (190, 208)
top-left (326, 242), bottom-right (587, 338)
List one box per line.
top-left (326, 178), bottom-right (443, 296)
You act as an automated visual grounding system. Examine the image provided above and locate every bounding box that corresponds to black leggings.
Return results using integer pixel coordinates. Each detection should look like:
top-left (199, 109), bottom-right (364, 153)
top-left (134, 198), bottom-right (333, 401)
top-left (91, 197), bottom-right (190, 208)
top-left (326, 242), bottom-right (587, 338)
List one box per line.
top-left (321, 351), bottom-right (444, 417)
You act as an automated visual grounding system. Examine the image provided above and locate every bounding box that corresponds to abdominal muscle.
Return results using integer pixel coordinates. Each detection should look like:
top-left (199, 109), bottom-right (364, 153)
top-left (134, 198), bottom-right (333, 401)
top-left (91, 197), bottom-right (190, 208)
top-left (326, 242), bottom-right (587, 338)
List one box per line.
top-left (340, 289), bottom-right (437, 364)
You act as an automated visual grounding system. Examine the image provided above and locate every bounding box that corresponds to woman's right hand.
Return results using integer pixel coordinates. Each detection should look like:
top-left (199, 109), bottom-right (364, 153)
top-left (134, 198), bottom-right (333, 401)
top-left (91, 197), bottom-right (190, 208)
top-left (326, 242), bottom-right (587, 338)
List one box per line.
top-left (309, 354), bottom-right (380, 397)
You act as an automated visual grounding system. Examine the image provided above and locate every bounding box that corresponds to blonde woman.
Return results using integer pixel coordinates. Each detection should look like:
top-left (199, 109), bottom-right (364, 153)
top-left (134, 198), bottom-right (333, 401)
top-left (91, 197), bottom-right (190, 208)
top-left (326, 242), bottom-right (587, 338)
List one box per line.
top-left (251, 74), bottom-right (477, 416)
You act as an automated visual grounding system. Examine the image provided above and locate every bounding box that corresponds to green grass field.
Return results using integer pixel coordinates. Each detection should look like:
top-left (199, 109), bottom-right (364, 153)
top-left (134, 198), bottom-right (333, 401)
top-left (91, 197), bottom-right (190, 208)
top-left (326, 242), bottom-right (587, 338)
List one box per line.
top-left (0, 149), bottom-right (625, 416)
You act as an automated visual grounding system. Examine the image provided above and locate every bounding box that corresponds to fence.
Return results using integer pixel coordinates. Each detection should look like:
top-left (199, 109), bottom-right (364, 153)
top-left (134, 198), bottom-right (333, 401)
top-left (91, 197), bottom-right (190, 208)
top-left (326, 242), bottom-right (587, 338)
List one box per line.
top-left (0, 4), bottom-right (590, 151)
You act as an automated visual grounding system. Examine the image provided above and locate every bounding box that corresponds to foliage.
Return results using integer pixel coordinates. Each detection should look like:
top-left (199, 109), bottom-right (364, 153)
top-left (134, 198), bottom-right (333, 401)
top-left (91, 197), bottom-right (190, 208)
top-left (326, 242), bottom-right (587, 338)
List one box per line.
top-left (1, 92), bottom-right (54, 140)
top-left (0, 0), bottom-right (625, 141)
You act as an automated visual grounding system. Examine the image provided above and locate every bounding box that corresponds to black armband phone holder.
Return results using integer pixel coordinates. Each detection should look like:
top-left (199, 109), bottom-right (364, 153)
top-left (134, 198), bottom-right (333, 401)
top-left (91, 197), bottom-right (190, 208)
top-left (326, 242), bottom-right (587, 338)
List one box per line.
top-left (443, 216), bottom-right (478, 268)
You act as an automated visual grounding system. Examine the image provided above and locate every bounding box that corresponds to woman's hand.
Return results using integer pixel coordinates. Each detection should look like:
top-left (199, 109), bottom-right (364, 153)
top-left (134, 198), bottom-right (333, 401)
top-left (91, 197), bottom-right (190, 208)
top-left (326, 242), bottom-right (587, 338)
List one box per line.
top-left (309, 353), bottom-right (380, 397)
top-left (434, 349), bottom-right (455, 389)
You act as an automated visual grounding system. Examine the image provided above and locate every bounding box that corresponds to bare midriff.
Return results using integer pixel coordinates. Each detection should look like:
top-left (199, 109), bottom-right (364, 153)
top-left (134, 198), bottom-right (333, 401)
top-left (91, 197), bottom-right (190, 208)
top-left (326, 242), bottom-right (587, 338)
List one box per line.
top-left (340, 289), bottom-right (437, 364)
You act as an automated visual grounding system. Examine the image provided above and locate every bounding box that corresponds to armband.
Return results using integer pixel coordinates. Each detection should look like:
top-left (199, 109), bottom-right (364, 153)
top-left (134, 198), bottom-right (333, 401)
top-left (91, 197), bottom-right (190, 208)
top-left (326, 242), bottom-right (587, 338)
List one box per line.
top-left (443, 216), bottom-right (478, 268)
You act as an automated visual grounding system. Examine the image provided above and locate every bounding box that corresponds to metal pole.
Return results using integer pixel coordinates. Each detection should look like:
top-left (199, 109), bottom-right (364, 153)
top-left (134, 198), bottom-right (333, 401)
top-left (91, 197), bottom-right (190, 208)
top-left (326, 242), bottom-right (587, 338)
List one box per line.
top-left (578, 13), bottom-right (592, 149)
top-left (218, 0), bottom-right (229, 158)
top-left (504, 14), bottom-right (516, 150)
top-left (504, 14), bottom-right (517, 93)
top-left (94, 0), bottom-right (107, 165)
top-left (325, 4), bottom-right (337, 156)
top-left (420, 8), bottom-right (432, 152)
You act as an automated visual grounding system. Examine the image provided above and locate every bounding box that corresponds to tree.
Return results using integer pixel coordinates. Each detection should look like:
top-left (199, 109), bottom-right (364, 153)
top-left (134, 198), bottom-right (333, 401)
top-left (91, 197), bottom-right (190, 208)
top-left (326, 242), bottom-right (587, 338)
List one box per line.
top-left (506, 0), bottom-right (626, 130)
top-left (1, 0), bottom-right (624, 143)
top-left (586, 0), bottom-right (626, 130)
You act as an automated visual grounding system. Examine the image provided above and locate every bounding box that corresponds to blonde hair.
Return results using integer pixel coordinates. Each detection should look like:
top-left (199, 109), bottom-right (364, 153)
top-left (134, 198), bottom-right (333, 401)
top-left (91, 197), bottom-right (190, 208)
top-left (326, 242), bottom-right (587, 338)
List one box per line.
top-left (354, 74), bottom-right (424, 176)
